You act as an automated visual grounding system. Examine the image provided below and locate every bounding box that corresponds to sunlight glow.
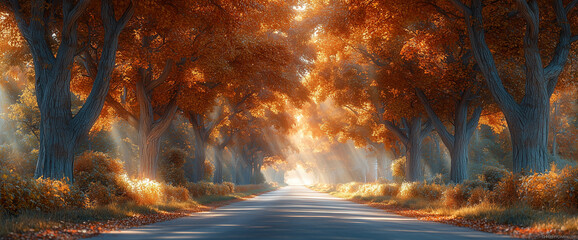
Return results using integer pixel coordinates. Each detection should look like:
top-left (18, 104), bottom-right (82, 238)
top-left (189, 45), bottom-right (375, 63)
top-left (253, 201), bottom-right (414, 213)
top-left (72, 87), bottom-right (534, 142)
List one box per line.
top-left (285, 164), bottom-right (315, 185)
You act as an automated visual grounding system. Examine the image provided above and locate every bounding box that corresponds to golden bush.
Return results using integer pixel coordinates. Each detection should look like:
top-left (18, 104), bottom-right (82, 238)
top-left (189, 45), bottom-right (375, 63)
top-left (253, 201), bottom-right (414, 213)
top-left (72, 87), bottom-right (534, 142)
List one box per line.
top-left (443, 184), bottom-right (469, 208)
top-left (558, 166), bottom-right (578, 212)
top-left (159, 148), bottom-right (187, 186)
top-left (398, 182), bottom-right (419, 199)
top-left (518, 170), bottom-right (559, 211)
top-left (74, 151), bottom-right (129, 204)
top-left (0, 171), bottom-right (85, 214)
top-left (162, 184), bottom-right (190, 202)
top-left (186, 182), bottom-right (236, 198)
top-left (490, 172), bottom-right (519, 207)
top-left (467, 187), bottom-right (489, 206)
top-left (392, 157), bottom-right (406, 182)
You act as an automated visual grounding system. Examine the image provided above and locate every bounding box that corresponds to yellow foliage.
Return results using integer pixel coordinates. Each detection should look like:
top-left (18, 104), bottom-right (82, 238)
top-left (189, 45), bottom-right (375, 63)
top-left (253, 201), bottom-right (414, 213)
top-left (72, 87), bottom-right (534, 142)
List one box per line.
top-left (0, 171), bottom-right (85, 214)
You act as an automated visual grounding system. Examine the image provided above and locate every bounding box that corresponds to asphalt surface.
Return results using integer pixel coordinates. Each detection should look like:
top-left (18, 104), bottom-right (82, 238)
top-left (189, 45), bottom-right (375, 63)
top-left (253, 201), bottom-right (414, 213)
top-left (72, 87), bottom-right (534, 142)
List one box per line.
top-left (92, 185), bottom-right (511, 239)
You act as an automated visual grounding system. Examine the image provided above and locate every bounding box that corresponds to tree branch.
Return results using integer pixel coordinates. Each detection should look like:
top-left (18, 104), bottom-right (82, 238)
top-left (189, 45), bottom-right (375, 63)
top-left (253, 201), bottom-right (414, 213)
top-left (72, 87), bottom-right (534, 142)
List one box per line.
top-left (145, 60), bottom-right (173, 93)
top-left (105, 94), bottom-right (138, 127)
top-left (384, 120), bottom-right (409, 146)
top-left (415, 88), bottom-right (455, 149)
top-left (448, 0), bottom-right (472, 16)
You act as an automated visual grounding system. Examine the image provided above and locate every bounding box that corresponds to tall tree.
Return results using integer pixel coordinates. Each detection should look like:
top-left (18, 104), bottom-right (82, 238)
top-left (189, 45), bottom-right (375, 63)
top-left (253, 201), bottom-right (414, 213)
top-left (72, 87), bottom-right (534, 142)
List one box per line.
top-left (448, 0), bottom-right (578, 173)
top-left (2, 0), bottom-right (134, 180)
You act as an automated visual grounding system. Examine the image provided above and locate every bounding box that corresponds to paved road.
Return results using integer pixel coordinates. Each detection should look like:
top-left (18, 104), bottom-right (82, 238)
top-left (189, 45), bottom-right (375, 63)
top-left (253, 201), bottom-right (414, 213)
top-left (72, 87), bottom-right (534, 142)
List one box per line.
top-left (92, 185), bottom-right (511, 239)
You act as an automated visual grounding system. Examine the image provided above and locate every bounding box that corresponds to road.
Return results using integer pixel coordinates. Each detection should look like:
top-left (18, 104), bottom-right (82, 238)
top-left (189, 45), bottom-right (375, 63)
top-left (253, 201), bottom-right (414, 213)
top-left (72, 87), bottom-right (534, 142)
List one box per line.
top-left (92, 185), bottom-right (511, 239)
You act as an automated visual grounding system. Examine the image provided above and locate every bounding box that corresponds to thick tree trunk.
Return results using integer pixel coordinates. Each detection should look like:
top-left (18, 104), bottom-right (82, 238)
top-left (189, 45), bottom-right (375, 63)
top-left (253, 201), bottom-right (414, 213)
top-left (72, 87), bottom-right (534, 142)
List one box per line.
top-left (417, 89), bottom-right (481, 183)
top-left (13, 1), bottom-right (134, 181)
top-left (139, 135), bottom-right (160, 179)
top-left (406, 120), bottom-right (424, 181)
top-left (385, 117), bottom-right (433, 182)
top-left (551, 101), bottom-right (559, 158)
top-left (510, 98), bottom-right (550, 173)
top-left (213, 149), bottom-right (224, 183)
top-left (35, 120), bottom-right (76, 180)
top-left (450, 0), bottom-right (573, 174)
top-left (188, 144), bottom-right (206, 182)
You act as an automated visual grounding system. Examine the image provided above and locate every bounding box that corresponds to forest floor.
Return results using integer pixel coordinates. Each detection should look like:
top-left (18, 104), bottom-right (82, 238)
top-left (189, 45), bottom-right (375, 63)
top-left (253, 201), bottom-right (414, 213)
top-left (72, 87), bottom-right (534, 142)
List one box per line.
top-left (0, 187), bottom-right (277, 240)
top-left (310, 186), bottom-right (578, 239)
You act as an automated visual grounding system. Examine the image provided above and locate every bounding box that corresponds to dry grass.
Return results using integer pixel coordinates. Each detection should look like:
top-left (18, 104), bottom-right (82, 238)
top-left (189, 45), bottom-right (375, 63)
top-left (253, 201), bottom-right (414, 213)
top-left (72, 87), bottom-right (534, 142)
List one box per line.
top-left (0, 184), bottom-right (277, 237)
top-left (311, 165), bottom-right (578, 234)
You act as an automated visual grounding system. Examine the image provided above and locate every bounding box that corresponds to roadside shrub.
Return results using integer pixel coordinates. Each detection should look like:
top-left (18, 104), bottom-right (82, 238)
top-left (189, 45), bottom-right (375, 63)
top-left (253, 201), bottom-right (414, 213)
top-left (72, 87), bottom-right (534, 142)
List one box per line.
top-left (444, 184), bottom-right (469, 208)
top-left (392, 157), bottom-right (406, 182)
top-left (223, 182), bottom-right (235, 193)
top-left (162, 184), bottom-right (190, 202)
top-left (490, 172), bottom-right (519, 207)
top-left (417, 182), bottom-right (444, 200)
top-left (518, 169), bottom-right (559, 211)
top-left (74, 151), bottom-right (129, 204)
top-left (467, 187), bottom-right (489, 206)
top-left (0, 171), bottom-right (85, 214)
top-left (160, 148), bottom-right (187, 186)
top-left (86, 182), bottom-right (114, 205)
top-left (186, 182), bottom-right (236, 197)
top-left (382, 183), bottom-right (400, 197)
top-left (398, 182), bottom-right (419, 199)
top-left (338, 182), bottom-right (363, 194)
top-left (557, 166), bottom-right (578, 212)
top-left (235, 183), bottom-right (273, 193)
top-left (479, 166), bottom-right (508, 190)
top-left (125, 177), bottom-right (163, 205)
top-left (358, 183), bottom-right (383, 196)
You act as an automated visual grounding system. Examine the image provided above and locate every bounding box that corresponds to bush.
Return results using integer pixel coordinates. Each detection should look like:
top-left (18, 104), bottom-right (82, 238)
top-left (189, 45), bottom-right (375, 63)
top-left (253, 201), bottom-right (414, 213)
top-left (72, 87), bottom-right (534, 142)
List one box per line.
top-left (467, 187), bottom-right (489, 206)
top-left (338, 182), bottom-right (363, 194)
top-left (444, 184), bottom-right (469, 208)
top-left (558, 166), bottom-right (578, 212)
top-left (74, 151), bottom-right (130, 204)
top-left (162, 184), bottom-right (190, 202)
top-left (235, 183), bottom-right (274, 193)
top-left (186, 182), bottom-right (236, 198)
top-left (0, 171), bottom-right (85, 214)
top-left (416, 182), bottom-right (444, 200)
top-left (382, 183), bottom-right (400, 197)
top-left (392, 157), bottom-right (406, 182)
top-left (479, 166), bottom-right (508, 190)
top-left (398, 182), bottom-right (419, 199)
top-left (490, 172), bottom-right (519, 207)
top-left (160, 148), bottom-right (187, 186)
top-left (125, 177), bottom-right (163, 205)
top-left (518, 170), bottom-right (559, 211)
top-left (203, 161), bottom-right (214, 182)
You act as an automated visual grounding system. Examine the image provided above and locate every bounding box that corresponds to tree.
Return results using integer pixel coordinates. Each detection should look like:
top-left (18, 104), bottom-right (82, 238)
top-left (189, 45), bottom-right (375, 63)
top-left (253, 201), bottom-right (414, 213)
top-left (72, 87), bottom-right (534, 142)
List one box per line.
top-left (448, 0), bottom-right (578, 173)
top-left (1, 0), bottom-right (134, 181)
top-left (88, 0), bottom-right (210, 179)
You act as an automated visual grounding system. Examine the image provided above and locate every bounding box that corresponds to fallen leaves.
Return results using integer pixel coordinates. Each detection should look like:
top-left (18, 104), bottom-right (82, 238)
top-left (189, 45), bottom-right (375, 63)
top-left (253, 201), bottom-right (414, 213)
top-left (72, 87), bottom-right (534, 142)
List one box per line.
top-left (350, 198), bottom-right (578, 240)
top-left (3, 190), bottom-right (273, 240)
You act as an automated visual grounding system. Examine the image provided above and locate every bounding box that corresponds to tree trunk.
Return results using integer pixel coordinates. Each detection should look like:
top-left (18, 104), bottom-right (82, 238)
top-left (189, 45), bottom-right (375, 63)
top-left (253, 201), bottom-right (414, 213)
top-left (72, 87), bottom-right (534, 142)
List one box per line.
top-left (35, 119), bottom-right (76, 180)
top-left (139, 135), bottom-right (160, 179)
top-left (510, 100), bottom-right (550, 173)
top-left (213, 148), bottom-right (224, 183)
top-left (551, 101), bottom-right (559, 158)
top-left (451, 0), bottom-right (573, 174)
top-left (385, 117), bottom-right (433, 182)
top-left (14, 1), bottom-right (134, 181)
top-left (188, 143), bottom-right (206, 182)
top-left (406, 119), bottom-right (424, 181)
top-left (416, 89), bottom-right (481, 183)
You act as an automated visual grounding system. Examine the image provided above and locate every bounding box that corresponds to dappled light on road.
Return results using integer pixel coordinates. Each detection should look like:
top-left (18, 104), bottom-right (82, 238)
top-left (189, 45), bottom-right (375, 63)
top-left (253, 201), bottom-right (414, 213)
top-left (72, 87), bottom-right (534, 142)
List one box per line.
top-left (93, 186), bottom-right (510, 239)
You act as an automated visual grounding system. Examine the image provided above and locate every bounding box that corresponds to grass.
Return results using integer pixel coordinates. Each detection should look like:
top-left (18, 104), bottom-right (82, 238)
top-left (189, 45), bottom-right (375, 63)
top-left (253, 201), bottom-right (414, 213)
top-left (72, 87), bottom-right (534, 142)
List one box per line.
top-left (0, 186), bottom-right (275, 237)
top-left (316, 186), bottom-right (578, 235)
